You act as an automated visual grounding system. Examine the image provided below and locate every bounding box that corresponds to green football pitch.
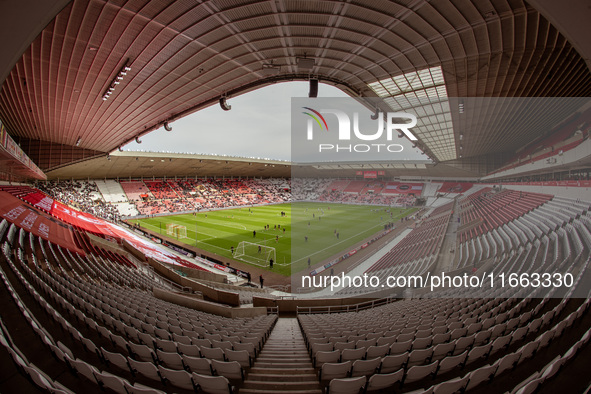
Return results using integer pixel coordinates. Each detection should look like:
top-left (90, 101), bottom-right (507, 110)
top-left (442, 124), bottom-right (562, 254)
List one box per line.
top-left (129, 203), bottom-right (416, 276)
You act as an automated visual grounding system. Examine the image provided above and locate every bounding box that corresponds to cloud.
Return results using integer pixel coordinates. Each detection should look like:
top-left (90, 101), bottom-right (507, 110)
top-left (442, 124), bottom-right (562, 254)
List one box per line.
top-left (123, 82), bottom-right (348, 160)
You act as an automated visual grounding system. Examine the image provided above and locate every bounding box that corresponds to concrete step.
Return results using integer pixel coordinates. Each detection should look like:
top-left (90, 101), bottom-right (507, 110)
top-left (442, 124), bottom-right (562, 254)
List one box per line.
top-left (246, 373), bottom-right (318, 382)
top-left (253, 361), bottom-right (314, 369)
top-left (260, 350), bottom-right (309, 356)
top-left (241, 318), bottom-right (322, 394)
top-left (249, 367), bottom-right (315, 375)
top-left (241, 380), bottom-right (321, 391)
top-left (256, 355), bottom-right (311, 362)
top-left (239, 389), bottom-right (323, 394)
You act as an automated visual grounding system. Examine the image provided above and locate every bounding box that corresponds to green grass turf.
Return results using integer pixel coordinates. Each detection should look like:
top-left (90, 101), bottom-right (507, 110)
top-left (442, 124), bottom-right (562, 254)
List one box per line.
top-left (129, 203), bottom-right (416, 276)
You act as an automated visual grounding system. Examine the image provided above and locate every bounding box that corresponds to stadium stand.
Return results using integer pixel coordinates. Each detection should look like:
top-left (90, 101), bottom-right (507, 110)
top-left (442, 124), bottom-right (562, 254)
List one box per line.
top-left (1, 1), bottom-right (591, 393)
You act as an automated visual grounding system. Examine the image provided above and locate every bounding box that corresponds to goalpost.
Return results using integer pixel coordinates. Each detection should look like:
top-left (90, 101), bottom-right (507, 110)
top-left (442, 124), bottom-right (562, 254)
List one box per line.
top-left (234, 241), bottom-right (277, 267)
top-left (166, 223), bottom-right (187, 238)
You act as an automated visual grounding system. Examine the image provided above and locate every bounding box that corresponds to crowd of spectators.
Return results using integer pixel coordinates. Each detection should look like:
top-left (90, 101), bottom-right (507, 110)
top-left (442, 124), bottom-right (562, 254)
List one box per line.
top-left (35, 180), bottom-right (122, 222)
top-left (125, 178), bottom-right (291, 215)
top-left (35, 177), bottom-right (421, 220)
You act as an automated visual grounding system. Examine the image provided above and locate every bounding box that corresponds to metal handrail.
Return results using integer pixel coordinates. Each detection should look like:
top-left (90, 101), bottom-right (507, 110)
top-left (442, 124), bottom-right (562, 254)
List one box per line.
top-left (296, 296), bottom-right (396, 315)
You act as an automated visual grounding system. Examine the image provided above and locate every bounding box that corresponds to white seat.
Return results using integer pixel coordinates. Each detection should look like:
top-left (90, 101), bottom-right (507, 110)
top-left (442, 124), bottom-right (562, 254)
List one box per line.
top-left (155, 338), bottom-right (178, 353)
top-left (320, 361), bottom-right (352, 382)
top-left (211, 359), bottom-right (244, 381)
top-left (128, 342), bottom-right (155, 363)
top-left (474, 330), bottom-right (491, 346)
top-left (172, 333), bottom-right (192, 345)
top-left (437, 350), bottom-right (467, 375)
top-left (516, 341), bottom-right (538, 364)
top-left (466, 343), bottom-right (492, 365)
top-left (365, 369), bottom-right (404, 392)
top-left (156, 349), bottom-right (184, 370)
top-left (101, 347), bottom-right (130, 373)
top-left (379, 352), bottom-right (408, 374)
top-left (431, 333), bottom-right (450, 346)
top-left (493, 352), bottom-right (521, 377)
top-left (69, 357), bottom-right (99, 384)
top-left (212, 340), bottom-right (234, 351)
top-left (511, 326), bottom-right (528, 345)
top-left (315, 350), bottom-right (341, 367)
top-left (183, 355), bottom-right (213, 375)
top-left (233, 342), bottom-right (256, 358)
top-left (389, 339), bottom-right (412, 355)
top-left (490, 334), bottom-right (512, 355)
top-left (123, 381), bottom-right (166, 394)
top-left (224, 349), bottom-right (251, 368)
top-left (94, 371), bottom-right (129, 394)
top-left (200, 346), bottom-right (226, 361)
top-left (23, 365), bottom-right (53, 391)
top-left (192, 372), bottom-right (233, 394)
top-left (365, 344), bottom-right (389, 359)
top-left (376, 335), bottom-right (397, 347)
top-left (536, 330), bottom-right (554, 349)
top-left (158, 365), bottom-right (195, 390)
top-left (341, 347), bottom-right (366, 362)
top-left (350, 357), bottom-right (381, 377)
top-left (128, 358), bottom-right (161, 382)
top-left (432, 342), bottom-right (455, 361)
top-left (410, 336), bottom-right (430, 351)
top-left (407, 348), bottom-right (433, 368)
top-left (404, 360), bottom-right (438, 384)
top-left (327, 376), bottom-right (366, 394)
top-left (335, 341), bottom-right (355, 351)
top-left (465, 364), bottom-right (497, 391)
top-left (177, 342), bottom-right (201, 357)
top-left (453, 335), bottom-right (475, 356)
top-left (432, 375), bottom-right (469, 394)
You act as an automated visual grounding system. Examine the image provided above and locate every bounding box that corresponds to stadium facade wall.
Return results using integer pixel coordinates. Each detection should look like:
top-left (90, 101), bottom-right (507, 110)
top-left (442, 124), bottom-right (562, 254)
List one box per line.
top-left (146, 257), bottom-right (241, 306)
top-left (253, 295), bottom-right (394, 314)
top-left (501, 184), bottom-right (591, 200)
top-left (154, 288), bottom-right (267, 318)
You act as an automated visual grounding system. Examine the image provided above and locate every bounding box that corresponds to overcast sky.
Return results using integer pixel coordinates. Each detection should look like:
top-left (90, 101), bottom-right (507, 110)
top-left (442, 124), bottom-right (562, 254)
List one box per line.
top-left (122, 81), bottom-right (424, 161)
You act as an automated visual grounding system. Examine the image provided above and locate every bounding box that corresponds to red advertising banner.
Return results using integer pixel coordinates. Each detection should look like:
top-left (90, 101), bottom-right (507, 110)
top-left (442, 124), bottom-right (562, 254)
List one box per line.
top-left (10, 188), bottom-right (210, 271)
top-left (383, 182), bottom-right (423, 194)
top-left (500, 181), bottom-right (591, 188)
top-left (356, 170), bottom-right (363, 176)
top-left (0, 192), bottom-right (84, 254)
top-left (364, 171), bottom-right (377, 179)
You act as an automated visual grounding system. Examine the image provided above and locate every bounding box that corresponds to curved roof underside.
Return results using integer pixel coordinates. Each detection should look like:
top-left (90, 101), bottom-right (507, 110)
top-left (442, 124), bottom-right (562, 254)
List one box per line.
top-left (0, 0), bottom-right (590, 176)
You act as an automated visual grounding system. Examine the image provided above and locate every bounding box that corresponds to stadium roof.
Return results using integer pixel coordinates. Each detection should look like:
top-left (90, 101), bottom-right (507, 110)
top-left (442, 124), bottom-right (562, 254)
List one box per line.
top-left (46, 151), bottom-right (291, 179)
top-left (0, 0), bottom-right (590, 179)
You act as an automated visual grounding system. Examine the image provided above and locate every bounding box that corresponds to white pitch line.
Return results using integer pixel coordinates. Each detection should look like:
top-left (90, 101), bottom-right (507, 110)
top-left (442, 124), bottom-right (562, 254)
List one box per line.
top-left (292, 207), bottom-right (415, 264)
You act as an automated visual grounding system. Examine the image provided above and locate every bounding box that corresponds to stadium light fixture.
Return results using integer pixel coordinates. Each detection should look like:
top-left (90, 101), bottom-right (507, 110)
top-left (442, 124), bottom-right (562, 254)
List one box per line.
top-left (261, 63), bottom-right (281, 76)
top-left (309, 78), bottom-right (318, 98)
top-left (135, 136), bottom-right (142, 144)
top-left (101, 59), bottom-right (131, 101)
top-left (220, 96), bottom-right (231, 111)
top-left (75, 137), bottom-right (81, 146)
top-left (297, 57), bottom-right (315, 71)
top-left (164, 122), bottom-right (172, 131)
top-left (370, 106), bottom-right (379, 120)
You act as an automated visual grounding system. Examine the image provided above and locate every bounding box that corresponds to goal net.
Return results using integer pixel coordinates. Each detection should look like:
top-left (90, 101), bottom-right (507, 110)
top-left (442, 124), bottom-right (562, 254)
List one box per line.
top-left (234, 241), bottom-right (277, 267)
top-left (166, 223), bottom-right (187, 238)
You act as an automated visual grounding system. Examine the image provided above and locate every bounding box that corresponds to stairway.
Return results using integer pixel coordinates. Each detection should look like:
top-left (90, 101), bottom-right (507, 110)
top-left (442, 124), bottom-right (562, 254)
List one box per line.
top-left (434, 197), bottom-right (461, 273)
top-left (239, 318), bottom-right (323, 394)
